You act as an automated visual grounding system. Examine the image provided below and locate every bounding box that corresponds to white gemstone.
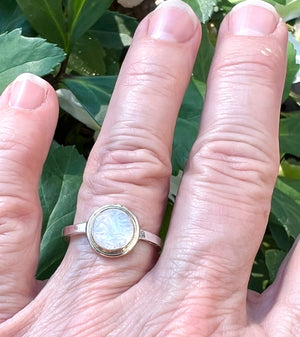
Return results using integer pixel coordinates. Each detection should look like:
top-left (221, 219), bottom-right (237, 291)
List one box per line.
top-left (91, 209), bottom-right (134, 250)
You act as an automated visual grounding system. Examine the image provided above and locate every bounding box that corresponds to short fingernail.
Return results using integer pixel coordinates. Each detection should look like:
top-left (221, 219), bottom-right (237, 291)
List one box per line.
top-left (9, 73), bottom-right (47, 109)
top-left (148, 0), bottom-right (198, 42)
top-left (229, 0), bottom-right (279, 36)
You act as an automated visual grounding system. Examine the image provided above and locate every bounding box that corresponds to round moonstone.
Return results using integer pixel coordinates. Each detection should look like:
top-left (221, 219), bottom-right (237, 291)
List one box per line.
top-left (91, 208), bottom-right (134, 250)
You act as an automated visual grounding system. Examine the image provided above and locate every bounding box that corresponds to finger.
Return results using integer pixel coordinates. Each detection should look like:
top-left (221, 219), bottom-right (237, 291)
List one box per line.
top-left (0, 73), bottom-right (58, 321)
top-left (158, 0), bottom-right (288, 315)
top-left (62, 0), bottom-right (201, 293)
top-left (248, 237), bottom-right (300, 333)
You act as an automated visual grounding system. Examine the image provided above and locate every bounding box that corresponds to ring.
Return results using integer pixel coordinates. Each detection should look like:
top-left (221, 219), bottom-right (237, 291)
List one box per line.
top-left (63, 205), bottom-right (162, 258)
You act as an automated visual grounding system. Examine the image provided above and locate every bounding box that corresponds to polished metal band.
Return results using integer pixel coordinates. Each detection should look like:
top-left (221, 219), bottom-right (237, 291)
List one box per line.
top-left (63, 223), bottom-right (162, 247)
top-left (63, 205), bottom-right (162, 258)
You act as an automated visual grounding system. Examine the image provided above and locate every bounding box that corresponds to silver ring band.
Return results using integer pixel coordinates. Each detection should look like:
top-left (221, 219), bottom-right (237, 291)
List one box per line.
top-left (63, 205), bottom-right (161, 258)
top-left (63, 223), bottom-right (162, 246)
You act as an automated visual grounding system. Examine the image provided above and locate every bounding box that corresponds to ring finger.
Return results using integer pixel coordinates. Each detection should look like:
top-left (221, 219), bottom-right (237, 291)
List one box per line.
top-left (61, 0), bottom-right (201, 294)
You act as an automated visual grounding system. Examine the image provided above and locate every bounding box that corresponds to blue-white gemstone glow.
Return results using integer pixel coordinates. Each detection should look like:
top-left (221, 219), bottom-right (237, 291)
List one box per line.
top-left (92, 209), bottom-right (134, 250)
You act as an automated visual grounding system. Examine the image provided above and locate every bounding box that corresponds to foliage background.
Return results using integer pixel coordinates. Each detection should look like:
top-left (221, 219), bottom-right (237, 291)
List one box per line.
top-left (0, 0), bottom-right (299, 292)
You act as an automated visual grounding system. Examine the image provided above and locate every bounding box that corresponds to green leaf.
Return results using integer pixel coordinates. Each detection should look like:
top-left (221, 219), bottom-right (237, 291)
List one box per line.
top-left (67, 0), bottom-right (114, 49)
top-left (68, 32), bottom-right (106, 76)
top-left (279, 158), bottom-right (300, 180)
top-left (0, 0), bottom-right (33, 36)
top-left (276, 176), bottom-right (300, 204)
top-left (279, 113), bottom-right (300, 156)
top-left (89, 10), bottom-right (138, 50)
top-left (229, 0), bottom-right (286, 5)
top-left (273, 0), bottom-right (286, 4)
top-left (270, 187), bottom-right (300, 239)
top-left (275, 0), bottom-right (300, 21)
top-left (193, 24), bottom-right (215, 82)
top-left (282, 41), bottom-right (300, 102)
top-left (266, 0), bottom-right (286, 5)
top-left (289, 34), bottom-right (300, 84)
top-left (269, 221), bottom-right (294, 251)
top-left (90, 11), bottom-right (138, 76)
top-left (57, 89), bottom-right (101, 131)
top-left (160, 200), bottom-right (174, 243)
top-left (265, 249), bottom-right (286, 282)
top-left (217, 0), bottom-right (234, 13)
top-left (103, 49), bottom-right (122, 76)
top-left (0, 29), bottom-right (65, 94)
top-left (62, 76), bottom-right (116, 126)
top-left (172, 119), bottom-right (198, 175)
top-left (172, 79), bottom-right (206, 174)
top-left (37, 144), bottom-right (86, 280)
top-left (16, 0), bottom-right (67, 49)
top-left (249, 248), bottom-right (270, 292)
top-left (272, 178), bottom-right (300, 250)
top-left (184, 0), bottom-right (216, 23)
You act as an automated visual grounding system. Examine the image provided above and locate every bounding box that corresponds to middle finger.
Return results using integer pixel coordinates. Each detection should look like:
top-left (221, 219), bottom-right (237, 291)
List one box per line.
top-left (158, 0), bottom-right (287, 322)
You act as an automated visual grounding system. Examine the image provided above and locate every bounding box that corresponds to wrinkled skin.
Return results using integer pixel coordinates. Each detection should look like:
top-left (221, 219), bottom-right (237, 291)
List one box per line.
top-left (0, 0), bottom-right (299, 336)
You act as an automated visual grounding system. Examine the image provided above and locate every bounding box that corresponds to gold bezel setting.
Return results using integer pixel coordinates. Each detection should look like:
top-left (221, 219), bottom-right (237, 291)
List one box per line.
top-left (86, 205), bottom-right (140, 258)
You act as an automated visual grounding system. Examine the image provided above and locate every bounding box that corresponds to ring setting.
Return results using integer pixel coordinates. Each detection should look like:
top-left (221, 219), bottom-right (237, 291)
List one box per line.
top-left (63, 205), bottom-right (162, 258)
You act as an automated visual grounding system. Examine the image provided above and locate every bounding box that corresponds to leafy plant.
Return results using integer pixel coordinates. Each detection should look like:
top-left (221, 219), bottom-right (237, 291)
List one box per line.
top-left (0, 0), bottom-right (299, 292)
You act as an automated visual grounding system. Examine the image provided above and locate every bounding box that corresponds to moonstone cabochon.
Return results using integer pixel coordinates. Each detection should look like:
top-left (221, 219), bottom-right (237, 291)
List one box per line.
top-left (87, 205), bottom-right (139, 257)
top-left (92, 209), bottom-right (134, 249)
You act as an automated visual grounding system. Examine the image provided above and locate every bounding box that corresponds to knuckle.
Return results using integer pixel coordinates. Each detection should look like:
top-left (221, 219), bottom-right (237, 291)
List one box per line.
top-left (189, 127), bottom-right (278, 204)
top-left (84, 145), bottom-right (172, 197)
top-left (123, 56), bottom-right (178, 98)
top-left (212, 37), bottom-right (285, 89)
top-left (0, 120), bottom-right (38, 169)
top-left (0, 196), bottom-right (41, 249)
top-left (0, 195), bottom-right (40, 223)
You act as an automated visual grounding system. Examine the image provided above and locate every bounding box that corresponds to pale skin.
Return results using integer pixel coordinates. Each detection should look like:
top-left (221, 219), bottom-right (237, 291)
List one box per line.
top-left (0, 0), bottom-right (299, 336)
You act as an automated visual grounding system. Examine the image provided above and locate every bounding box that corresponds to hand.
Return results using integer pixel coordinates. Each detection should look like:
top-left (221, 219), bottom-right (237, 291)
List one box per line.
top-left (0, 0), bottom-right (298, 336)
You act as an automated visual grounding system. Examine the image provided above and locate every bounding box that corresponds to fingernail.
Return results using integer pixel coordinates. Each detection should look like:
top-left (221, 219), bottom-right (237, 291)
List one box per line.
top-left (229, 0), bottom-right (279, 36)
top-left (148, 0), bottom-right (198, 42)
top-left (9, 73), bottom-right (47, 109)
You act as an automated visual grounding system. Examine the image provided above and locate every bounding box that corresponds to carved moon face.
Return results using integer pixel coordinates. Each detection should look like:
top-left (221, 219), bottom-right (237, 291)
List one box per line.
top-left (87, 205), bottom-right (139, 257)
top-left (92, 209), bottom-right (134, 250)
